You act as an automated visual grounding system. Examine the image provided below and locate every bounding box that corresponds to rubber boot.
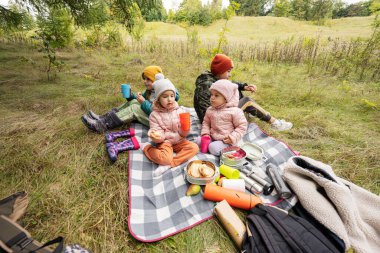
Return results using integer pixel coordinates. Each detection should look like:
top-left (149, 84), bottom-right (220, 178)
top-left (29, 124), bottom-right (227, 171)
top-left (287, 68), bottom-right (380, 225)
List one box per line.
top-left (106, 137), bottom-right (140, 162)
top-left (105, 128), bottom-right (135, 143)
top-left (81, 111), bottom-right (124, 133)
top-left (88, 108), bottom-right (119, 120)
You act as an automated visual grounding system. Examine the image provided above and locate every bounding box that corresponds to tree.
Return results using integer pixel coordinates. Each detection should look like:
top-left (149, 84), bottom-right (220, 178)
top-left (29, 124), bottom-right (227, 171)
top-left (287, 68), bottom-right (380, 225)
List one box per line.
top-left (309, 0), bottom-right (333, 22)
top-left (209, 0), bottom-right (224, 20)
top-left (0, 2), bottom-right (33, 31)
top-left (172, 0), bottom-right (214, 25)
top-left (166, 9), bottom-right (176, 23)
top-left (273, 0), bottom-right (291, 17)
top-left (235, 0), bottom-right (270, 16)
top-left (1, 0), bottom-right (158, 32)
top-left (345, 1), bottom-right (372, 17)
top-left (370, 0), bottom-right (380, 14)
top-left (138, 0), bottom-right (166, 21)
top-left (36, 7), bottom-right (73, 49)
top-left (11, 0), bottom-right (96, 26)
top-left (35, 7), bottom-right (73, 79)
top-left (78, 0), bottom-right (109, 28)
top-left (129, 2), bottom-right (145, 41)
top-left (332, 0), bottom-right (347, 19)
top-left (290, 0), bottom-right (312, 20)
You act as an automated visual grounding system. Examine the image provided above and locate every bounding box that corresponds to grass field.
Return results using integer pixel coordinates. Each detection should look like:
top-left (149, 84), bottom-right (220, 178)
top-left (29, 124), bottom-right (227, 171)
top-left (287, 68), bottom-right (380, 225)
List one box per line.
top-left (69, 16), bottom-right (376, 44)
top-left (144, 16), bottom-right (375, 42)
top-left (0, 16), bottom-right (379, 252)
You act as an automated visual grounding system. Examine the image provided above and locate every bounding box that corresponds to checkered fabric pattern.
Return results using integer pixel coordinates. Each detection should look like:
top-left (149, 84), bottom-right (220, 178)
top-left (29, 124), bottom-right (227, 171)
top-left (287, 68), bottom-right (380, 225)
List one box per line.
top-left (128, 107), bottom-right (297, 242)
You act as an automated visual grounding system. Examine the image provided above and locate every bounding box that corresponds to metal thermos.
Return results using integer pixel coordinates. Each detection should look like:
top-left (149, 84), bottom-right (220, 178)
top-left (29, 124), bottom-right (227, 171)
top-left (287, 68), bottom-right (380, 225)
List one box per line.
top-left (266, 164), bottom-right (292, 199)
top-left (241, 167), bottom-right (274, 195)
top-left (239, 173), bottom-right (263, 194)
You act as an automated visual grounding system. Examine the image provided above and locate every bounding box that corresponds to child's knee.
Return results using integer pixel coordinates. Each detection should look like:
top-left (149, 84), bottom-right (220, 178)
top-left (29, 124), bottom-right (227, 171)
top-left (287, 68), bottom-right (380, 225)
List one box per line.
top-left (129, 103), bottom-right (140, 111)
top-left (145, 144), bottom-right (173, 163)
top-left (150, 152), bottom-right (172, 165)
top-left (208, 141), bottom-right (228, 156)
top-left (189, 142), bottom-right (200, 154)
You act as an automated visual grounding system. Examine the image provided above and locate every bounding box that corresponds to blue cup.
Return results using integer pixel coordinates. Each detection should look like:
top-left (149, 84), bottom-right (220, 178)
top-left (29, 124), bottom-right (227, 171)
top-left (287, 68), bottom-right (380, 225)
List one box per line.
top-left (121, 84), bottom-right (130, 99)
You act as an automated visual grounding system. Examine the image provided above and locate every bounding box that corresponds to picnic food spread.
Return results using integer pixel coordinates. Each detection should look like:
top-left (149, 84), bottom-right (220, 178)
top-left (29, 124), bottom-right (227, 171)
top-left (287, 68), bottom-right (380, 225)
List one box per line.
top-left (185, 160), bottom-right (219, 185)
top-left (187, 160), bottom-right (216, 178)
top-left (220, 146), bottom-right (247, 167)
top-left (188, 163), bottom-right (215, 178)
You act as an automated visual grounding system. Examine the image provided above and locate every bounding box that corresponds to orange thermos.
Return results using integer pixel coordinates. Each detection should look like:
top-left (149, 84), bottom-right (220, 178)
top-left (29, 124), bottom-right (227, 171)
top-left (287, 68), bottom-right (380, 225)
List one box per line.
top-left (203, 184), bottom-right (262, 210)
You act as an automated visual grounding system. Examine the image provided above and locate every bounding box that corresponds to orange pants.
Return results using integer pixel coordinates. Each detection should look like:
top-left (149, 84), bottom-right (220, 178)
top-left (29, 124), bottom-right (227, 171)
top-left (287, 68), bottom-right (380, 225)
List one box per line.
top-left (143, 139), bottom-right (199, 167)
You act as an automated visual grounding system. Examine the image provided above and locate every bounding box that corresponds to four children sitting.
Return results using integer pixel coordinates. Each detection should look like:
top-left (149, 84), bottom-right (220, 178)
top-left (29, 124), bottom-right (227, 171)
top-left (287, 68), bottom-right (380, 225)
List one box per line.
top-left (81, 54), bottom-right (293, 176)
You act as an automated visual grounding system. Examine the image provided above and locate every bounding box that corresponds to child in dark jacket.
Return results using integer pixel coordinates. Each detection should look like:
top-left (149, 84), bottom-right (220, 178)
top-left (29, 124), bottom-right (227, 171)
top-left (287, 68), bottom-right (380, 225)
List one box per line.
top-left (81, 66), bottom-right (180, 133)
top-left (194, 54), bottom-right (292, 131)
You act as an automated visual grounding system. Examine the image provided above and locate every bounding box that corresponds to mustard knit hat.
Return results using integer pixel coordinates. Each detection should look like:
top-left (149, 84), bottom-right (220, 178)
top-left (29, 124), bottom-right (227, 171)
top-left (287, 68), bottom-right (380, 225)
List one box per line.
top-left (142, 66), bottom-right (163, 82)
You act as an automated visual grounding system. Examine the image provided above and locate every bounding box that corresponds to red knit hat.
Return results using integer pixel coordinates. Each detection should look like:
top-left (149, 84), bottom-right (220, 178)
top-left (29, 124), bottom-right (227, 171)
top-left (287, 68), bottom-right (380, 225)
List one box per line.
top-left (210, 54), bottom-right (234, 76)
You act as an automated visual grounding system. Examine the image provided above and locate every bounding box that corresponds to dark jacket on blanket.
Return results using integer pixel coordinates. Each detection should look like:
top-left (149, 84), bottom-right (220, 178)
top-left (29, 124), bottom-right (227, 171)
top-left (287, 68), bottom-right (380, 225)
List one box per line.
top-left (283, 156), bottom-right (380, 253)
top-left (194, 71), bottom-right (247, 123)
top-left (127, 89), bottom-right (180, 116)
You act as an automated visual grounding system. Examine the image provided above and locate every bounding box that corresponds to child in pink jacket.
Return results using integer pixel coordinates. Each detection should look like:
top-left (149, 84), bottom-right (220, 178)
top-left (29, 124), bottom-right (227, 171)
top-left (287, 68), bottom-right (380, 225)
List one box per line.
top-left (142, 74), bottom-right (199, 177)
top-left (199, 79), bottom-right (248, 156)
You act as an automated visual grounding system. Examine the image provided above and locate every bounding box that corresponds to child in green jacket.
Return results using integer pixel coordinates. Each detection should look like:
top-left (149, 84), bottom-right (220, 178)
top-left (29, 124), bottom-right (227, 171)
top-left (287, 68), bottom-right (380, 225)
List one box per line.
top-left (82, 66), bottom-right (180, 133)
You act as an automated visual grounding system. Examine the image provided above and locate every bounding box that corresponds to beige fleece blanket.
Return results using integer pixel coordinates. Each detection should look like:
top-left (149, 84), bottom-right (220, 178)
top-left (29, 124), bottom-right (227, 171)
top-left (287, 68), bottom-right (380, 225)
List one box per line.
top-left (284, 156), bottom-right (380, 253)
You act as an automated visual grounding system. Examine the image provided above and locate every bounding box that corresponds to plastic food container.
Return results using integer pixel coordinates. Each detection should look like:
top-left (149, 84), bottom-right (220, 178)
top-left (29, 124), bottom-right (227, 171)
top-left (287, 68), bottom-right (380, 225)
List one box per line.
top-left (220, 146), bottom-right (247, 167)
top-left (239, 143), bottom-right (267, 162)
top-left (185, 160), bottom-right (219, 185)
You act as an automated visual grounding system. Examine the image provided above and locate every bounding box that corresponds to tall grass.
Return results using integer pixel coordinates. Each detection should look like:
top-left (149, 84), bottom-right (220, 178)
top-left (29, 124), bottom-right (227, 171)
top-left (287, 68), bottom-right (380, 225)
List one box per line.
top-left (2, 15), bottom-right (378, 81)
top-left (4, 31), bottom-right (378, 81)
top-left (119, 35), bottom-right (380, 81)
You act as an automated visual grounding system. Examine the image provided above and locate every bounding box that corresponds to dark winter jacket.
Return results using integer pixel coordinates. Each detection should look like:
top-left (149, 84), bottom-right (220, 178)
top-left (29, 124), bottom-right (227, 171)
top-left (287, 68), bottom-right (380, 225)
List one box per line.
top-left (193, 71), bottom-right (247, 123)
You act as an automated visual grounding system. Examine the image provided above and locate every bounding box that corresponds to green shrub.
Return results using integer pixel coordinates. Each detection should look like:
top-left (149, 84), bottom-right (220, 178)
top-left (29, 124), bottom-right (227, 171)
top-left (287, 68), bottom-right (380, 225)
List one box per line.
top-left (36, 8), bottom-right (73, 49)
top-left (104, 27), bottom-right (122, 48)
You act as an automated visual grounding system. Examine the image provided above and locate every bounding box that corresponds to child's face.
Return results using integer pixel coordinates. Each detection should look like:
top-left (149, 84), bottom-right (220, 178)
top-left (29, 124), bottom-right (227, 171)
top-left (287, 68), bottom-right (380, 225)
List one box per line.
top-left (210, 90), bottom-right (226, 108)
top-left (159, 90), bottom-right (176, 109)
top-left (216, 68), bottom-right (232, 80)
top-left (142, 75), bottom-right (154, 90)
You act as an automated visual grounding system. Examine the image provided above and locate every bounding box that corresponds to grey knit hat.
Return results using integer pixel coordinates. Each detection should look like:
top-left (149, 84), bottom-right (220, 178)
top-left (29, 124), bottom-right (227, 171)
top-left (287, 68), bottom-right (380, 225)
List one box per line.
top-left (153, 73), bottom-right (176, 98)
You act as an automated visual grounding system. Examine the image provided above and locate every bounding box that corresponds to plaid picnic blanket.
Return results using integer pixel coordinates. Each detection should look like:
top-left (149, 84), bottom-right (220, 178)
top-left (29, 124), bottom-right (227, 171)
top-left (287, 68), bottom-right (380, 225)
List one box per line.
top-left (128, 107), bottom-right (297, 242)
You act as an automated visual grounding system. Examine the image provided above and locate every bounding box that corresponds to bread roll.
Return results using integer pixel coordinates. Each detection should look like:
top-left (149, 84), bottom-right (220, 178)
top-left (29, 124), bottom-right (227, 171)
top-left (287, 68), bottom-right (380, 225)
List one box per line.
top-left (200, 164), bottom-right (215, 177)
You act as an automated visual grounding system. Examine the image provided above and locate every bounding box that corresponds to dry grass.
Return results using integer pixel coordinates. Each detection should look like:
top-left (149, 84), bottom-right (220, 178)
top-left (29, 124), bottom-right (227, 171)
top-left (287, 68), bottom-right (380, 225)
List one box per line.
top-left (143, 16), bottom-right (375, 43)
top-left (0, 28), bottom-right (379, 253)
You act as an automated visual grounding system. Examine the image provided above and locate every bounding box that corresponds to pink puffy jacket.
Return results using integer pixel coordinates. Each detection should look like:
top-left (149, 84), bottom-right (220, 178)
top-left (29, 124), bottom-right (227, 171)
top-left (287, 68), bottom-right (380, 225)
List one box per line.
top-left (201, 81), bottom-right (247, 145)
top-left (148, 100), bottom-right (189, 145)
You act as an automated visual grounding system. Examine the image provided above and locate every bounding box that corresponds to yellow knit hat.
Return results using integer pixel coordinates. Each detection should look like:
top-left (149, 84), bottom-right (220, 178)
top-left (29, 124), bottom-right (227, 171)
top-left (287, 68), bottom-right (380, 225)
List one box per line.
top-left (142, 66), bottom-right (163, 82)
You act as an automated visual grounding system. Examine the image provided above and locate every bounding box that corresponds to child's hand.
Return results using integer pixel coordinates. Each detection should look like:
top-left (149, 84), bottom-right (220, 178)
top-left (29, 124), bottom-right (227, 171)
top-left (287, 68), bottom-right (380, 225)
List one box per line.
top-left (149, 130), bottom-right (161, 142)
top-left (244, 84), bottom-right (257, 93)
top-left (223, 136), bottom-right (233, 144)
top-left (137, 92), bottom-right (145, 104)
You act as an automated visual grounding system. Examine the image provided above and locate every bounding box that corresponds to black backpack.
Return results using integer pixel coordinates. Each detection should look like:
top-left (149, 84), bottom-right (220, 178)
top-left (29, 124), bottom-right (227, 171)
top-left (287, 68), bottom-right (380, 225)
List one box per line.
top-left (242, 204), bottom-right (341, 253)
